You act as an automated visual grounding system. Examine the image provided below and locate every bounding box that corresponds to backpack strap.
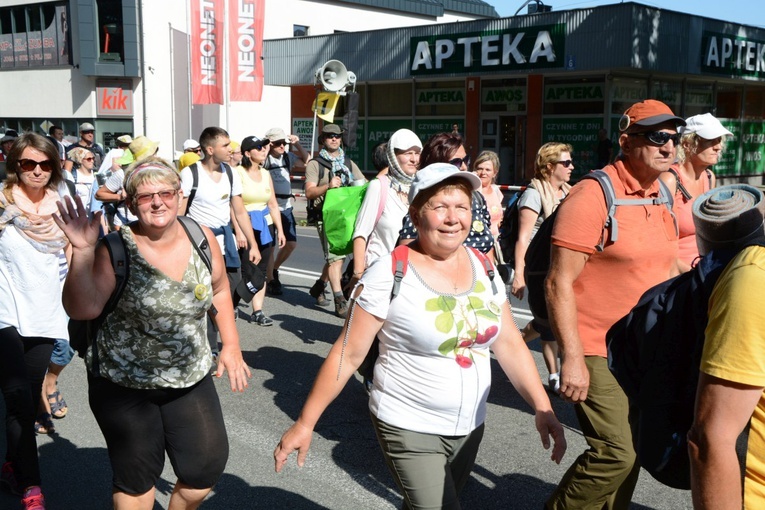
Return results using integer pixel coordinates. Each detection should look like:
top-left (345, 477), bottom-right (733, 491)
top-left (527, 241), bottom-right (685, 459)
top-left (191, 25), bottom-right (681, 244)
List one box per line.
top-left (468, 247), bottom-right (498, 295)
top-left (668, 168), bottom-right (693, 201)
top-left (221, 162), bottom-right (234, 198)
top-left (374, 175), bottom-right (389, 228)
top-left (390, 245), bottom-right (409, 300)
top-left (177, 215), bottom-right (212, 272)
top-left (586, 170), bottom-right (676, 251)
top-left (187, 162), bottom-right (234, 213)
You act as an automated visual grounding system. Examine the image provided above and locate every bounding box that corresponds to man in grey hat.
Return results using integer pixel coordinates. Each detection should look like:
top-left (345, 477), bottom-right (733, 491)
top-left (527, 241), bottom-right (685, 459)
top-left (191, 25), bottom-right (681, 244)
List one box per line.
top-left (688, 185), bottom-right (765, 510)
top-left (304, 123), bottom-right (365, 317)
top-left (64, 122), bottom-right (105, 174)
top-left (545, 99), bottom-right (684, 508)
top-left (263, 127), bottom-right (309, 295)
top-left (0, 129), bottom-right (18, 162)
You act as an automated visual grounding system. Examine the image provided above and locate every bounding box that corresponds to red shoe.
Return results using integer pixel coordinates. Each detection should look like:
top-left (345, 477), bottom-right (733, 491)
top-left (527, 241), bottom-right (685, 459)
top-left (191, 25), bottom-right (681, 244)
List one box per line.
top-left (21, 486), bottom-right (46, 510)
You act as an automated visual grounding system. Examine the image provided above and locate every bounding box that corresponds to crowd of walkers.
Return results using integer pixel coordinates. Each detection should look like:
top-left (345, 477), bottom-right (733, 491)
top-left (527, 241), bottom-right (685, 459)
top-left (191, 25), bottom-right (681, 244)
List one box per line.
top-left (1, 97), bottom-right (760, 510)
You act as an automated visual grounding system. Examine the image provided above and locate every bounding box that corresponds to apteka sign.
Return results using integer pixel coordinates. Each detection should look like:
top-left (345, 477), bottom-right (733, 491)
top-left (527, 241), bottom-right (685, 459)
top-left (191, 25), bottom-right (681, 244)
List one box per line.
top-left (410, 24), bottom-right (565, 76)
top-left (701, 30), bottom-right (765, 79)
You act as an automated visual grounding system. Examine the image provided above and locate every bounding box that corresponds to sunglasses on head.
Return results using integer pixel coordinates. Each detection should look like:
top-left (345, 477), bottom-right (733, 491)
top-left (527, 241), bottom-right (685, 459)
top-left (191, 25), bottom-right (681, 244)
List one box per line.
top-left (449, 155), bottom-right (471, 169)
top-left (557, 160), bottom-right (573, 168)
top-left (18, 158), bottom-right (54, 172)
top-left (133, 189), bottom-right (179, 206)
top-left (629, 131), bottom-right (680, 146)
top-left (271, 140), bottom-right (287, 147)
top-left (325, 133), bottom-right (342, 140)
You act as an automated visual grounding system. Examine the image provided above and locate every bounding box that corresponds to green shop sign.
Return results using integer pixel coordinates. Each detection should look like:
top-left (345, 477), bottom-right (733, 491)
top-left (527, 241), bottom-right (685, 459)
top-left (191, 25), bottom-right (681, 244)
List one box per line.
top-left (416, 89), bottom-right (465, 105)
top-left (410, 24), bottom-right (565, 76)
top-left (482, 86), bottom-right (525, 104)
top-left (740, 121), bottom-right (765, 175)
top-left (545, 83), bottom-right (604, 102)
top-left (701, 30), bottom-right (765, 79)
top-left (415, 119), bottom-right (463, 143)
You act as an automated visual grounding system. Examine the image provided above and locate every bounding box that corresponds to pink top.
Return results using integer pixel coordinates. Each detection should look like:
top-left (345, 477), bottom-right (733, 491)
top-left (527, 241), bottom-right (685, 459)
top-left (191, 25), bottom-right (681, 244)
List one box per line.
top-left (480, 185), bottom-right (504, 237)
top-left (673, 167), bottom-right (711, 266)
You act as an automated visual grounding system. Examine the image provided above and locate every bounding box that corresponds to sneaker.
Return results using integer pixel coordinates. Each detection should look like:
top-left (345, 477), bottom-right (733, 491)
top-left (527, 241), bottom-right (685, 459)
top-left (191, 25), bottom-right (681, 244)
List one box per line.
top-left (249, 311), bottom-right (274, 327)
top-left (309, 279), bottom-right (330, 307)
top-left (21, 486), bottom-right (45, 510)
top-left (548, 373), bottom-right (561, 394)
top-left (267, 270), bottom-right (283, 295)
top-left (0, 462), bottom-right (20, 496)
top-left (335, 299), bottom-right (349, 318)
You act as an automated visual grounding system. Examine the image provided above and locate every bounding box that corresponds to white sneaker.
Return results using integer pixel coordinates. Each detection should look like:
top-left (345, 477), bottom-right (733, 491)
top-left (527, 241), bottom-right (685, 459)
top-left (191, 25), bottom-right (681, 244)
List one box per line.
top-left (548, 373), bottom-right (561, 394)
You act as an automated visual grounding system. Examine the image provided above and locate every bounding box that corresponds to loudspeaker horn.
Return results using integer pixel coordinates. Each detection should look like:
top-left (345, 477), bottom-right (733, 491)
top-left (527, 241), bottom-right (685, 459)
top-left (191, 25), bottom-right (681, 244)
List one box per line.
top-left (316, 60), bottom-right (349, 92)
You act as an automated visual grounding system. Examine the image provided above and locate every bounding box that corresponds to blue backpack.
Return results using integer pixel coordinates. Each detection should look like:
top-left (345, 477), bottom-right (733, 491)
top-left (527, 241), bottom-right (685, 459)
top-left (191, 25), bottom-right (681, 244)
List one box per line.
top-left (606, 241), bottom-right (765, 489)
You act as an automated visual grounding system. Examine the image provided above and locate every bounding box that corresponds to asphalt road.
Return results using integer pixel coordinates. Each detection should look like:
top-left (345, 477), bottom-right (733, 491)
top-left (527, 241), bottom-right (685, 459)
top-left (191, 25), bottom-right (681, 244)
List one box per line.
top-left (0, 224), bottom-right (693, 509)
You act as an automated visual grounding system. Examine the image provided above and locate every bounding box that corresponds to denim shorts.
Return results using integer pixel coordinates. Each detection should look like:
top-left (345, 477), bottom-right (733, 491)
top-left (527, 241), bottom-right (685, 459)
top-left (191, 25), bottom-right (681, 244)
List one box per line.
top-left (51, 338), bottom-right (75, 366)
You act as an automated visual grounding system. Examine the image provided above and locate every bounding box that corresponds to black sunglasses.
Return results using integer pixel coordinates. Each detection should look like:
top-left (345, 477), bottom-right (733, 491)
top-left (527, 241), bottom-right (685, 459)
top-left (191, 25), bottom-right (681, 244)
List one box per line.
top-left (18, 158), bottom-right (54, 172)
top-left (556, 160), bottom-right (573, 168)
top-left (271, 140), bottom-right (287, 147)
top-left (629, 131), bottom-right (680, 146)
top-left (325, 133), bottom-right (342, 140)
top-left (449, 155), bottom-right (471, 169)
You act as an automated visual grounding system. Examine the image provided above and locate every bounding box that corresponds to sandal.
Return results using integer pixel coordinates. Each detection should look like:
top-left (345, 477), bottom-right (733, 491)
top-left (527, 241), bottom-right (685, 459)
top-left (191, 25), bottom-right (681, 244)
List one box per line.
top-left (47, 390), bottom-right (67, 419)
top-left (34, 413), bottom-right (55, 435)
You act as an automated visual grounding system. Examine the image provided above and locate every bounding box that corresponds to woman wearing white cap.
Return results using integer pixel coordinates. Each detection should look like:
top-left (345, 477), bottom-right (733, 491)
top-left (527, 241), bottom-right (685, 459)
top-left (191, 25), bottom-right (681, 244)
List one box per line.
top-left (275, 163), bottom-right (566, 509)
top-left (659, 113), bottom-right (729, 270)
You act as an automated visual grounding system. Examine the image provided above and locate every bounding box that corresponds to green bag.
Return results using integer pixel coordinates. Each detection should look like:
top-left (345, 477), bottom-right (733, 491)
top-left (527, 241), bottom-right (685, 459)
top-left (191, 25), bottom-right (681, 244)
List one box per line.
top-left (322, 184), bottom-right (368, 256)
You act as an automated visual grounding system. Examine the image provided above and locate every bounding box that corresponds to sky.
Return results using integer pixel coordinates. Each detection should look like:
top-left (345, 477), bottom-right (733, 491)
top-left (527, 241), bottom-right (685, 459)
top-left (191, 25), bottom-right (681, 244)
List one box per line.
top-left (492, 0), bottom-right (765, 28)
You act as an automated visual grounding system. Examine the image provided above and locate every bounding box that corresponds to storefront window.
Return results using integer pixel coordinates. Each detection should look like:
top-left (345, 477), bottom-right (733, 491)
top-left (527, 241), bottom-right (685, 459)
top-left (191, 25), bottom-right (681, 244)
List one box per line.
top-left (369, 82), bottom-right (412, 117)
top-left (0, 2), bottom-right (70, 69)
top-left (481, 78), bottom-right (526, 113)
top-left (649, 80), bottom-right (682, 114)
top-left (611, 77), bottom-right (647, 115)
top-left (744, 88), bottom-right (765, 120)
top-left (714, 86), bottom-right (743, 177)
top-left (415, 81), bottom-right (464, 117)
top-left (684, 82), bottom-right (714, 117)
top-left (97, 0), bottom-right (123, 63)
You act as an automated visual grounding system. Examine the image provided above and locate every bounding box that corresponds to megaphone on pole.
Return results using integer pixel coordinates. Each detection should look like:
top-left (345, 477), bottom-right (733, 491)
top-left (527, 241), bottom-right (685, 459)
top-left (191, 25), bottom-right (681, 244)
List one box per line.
top-left (311, 60), bottom-right (357, 155)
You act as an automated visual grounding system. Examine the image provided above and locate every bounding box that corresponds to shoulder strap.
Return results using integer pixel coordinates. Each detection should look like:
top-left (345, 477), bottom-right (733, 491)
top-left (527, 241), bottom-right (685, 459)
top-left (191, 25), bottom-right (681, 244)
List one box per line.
top-left (668, 168), bottom-right (693, 200)
top-left (187, 162), bottom-right (200, 212)
top-left (390, 245), bottom-right (409, 300)
top-left (706, 169), bottom-right (713, 188)
top-left (177, 216), bottom-right (212, 272)
top-left (468, 247), bottom-right (498, 295)
top-left (102, 231), bottom-right (130, 314)
top-left (222, 162), bottom-right (234, 197)
top-left (64, 179), bottom-right (76, 198)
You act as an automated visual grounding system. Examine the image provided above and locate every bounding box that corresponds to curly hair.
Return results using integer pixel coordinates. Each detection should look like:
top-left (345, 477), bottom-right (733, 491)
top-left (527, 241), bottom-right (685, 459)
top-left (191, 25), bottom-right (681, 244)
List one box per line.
top-left (675, 132), bottom-right (727, 164)
top-left (534, 142), bottom-right (573, 180)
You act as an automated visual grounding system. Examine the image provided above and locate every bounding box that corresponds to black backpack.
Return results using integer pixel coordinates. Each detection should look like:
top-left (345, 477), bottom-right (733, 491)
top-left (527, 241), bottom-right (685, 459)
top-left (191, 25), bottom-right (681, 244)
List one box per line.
top-left (524, 170), bottom-right (675, 327)
top-left (606, 241), bottom-right (765, 489)
top-left (68, 217), bottom-right (213, 370)
top-left (496, 187), bottom-right (525, 267)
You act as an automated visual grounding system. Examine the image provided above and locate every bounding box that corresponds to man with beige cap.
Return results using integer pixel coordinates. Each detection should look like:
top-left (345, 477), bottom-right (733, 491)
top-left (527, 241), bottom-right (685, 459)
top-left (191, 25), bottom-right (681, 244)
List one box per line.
top-left (545, 99), bottom-right (683, 508)
top-left (64, 122), bottom-right (105, 173)
top-left (263, 127), bottom-right (309, 295)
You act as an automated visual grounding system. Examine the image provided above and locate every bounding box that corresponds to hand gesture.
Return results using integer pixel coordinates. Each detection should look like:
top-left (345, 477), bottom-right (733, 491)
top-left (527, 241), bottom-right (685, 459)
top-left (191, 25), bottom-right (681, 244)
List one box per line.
top-left (274, 420), bottom-right (313, 473)
top-left (213, 344), bottom-right (252, 392)
top-left (559, 355), bottom-right (590, 403)
top-left (248, 245), bottom-right (261, 265)
top-left (288, 135), bottom-right (300, 145)
top-left (534, 409), bottom-right (567, 464)
top-left (52, 195), bottom-right (103, 251)
top-left (328, 176), bottom-right (342, 189)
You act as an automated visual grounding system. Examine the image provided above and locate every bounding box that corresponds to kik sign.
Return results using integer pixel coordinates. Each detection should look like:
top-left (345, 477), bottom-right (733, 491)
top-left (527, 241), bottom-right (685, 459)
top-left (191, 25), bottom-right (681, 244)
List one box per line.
top-left (410, 24), bottom-right (565, 76)
top-left (96, 81), bottom-right (133, 117)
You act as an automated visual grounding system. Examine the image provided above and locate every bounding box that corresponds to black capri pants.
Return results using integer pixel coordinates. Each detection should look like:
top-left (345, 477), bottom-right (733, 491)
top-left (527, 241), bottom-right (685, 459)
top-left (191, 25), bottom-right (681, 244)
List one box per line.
top-left (88, 373), bottom-right (229, 494)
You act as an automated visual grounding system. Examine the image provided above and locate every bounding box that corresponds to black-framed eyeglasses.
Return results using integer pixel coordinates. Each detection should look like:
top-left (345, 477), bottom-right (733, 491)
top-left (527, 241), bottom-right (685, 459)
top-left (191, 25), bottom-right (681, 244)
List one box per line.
top-left (18, 158), bottom-right (54, 172)
top-left (556, 160), bottom-right (573, 168)
top-left (449, 155), bottom-right (471, 169)
top-left (629, 131), bottom-right (680, 146)
top-left (325, 133), bottom-right (342, 140)
top-left (271, 140), bottom-right (287, 147)
top-left (133, 189), bottom-right (179, 206)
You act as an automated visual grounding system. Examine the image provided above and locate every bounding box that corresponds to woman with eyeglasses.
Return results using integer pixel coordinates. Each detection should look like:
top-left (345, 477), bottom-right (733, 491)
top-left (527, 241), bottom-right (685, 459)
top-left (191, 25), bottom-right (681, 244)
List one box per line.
top-left (66, 147), bottom-right (96, 213)
top-left (53, 157), bottom-right (251, 510)
top-left (659, 113), bottom-right (726, 271)
top-left (512, 142), bottom-right (574, 393)
top-left (0, 133), bottom-right (73, 509)
top-left (235, 136), bottom-right (286, 326)
top-left (398, 132), bottom-right (495, 255)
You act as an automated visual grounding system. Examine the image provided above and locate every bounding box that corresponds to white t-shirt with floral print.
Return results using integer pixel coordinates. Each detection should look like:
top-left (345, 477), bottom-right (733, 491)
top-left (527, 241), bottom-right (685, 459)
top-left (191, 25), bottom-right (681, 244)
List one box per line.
top-left (356, 247), bottom-right (506, 436)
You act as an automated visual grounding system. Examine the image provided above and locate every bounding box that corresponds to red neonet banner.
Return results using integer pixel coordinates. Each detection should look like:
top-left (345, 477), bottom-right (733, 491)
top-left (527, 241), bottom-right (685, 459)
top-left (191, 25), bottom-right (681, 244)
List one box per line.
top-left (229, 0), bottom-right (265, 102)
top-left (191, 0), bottom-right (224, 105)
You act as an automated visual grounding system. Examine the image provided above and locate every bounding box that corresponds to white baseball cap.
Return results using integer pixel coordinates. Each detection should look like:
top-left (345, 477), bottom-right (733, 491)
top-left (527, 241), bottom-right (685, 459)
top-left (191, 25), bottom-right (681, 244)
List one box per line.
top-left (408, 162), bottom-right (481, 203)
top-left (680, 113), bottom-right (733, 140)
top-left (183, 138), bottom-right (200, 151)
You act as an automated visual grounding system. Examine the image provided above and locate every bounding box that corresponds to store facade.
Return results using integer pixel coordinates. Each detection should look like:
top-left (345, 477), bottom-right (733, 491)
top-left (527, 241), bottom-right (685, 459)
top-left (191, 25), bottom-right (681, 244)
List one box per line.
top-left (265, 2), bottom-right (765, 184)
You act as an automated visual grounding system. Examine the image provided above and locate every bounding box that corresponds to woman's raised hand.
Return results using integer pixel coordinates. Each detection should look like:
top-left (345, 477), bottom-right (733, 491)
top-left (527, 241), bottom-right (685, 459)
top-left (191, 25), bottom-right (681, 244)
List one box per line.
top-left (53, 195), bottom-right (103, 250)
